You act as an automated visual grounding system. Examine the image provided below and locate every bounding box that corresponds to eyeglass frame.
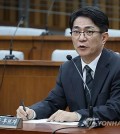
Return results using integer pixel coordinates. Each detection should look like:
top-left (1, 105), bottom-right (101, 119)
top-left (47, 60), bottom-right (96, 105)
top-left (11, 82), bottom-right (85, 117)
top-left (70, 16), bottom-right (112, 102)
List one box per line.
top-left (70, 30), bottom-right (103, 37)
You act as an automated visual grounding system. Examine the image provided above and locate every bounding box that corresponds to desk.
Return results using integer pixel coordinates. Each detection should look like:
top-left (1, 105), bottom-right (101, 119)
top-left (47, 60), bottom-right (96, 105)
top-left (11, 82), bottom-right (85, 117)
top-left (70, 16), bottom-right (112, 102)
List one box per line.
top-left (0, 123), bottom-right (120, 134)
top-left (0, 60), bottom-right (62, 115)
top-left (0, 35), bottom-right (120, 60)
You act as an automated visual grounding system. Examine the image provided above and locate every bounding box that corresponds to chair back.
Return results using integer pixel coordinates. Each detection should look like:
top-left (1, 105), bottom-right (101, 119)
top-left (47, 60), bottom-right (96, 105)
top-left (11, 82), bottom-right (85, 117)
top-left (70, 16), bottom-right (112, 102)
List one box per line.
top-left (51, 49), bottom-right (78, 61)
top-left (0, 50), bottom-right (24, 60)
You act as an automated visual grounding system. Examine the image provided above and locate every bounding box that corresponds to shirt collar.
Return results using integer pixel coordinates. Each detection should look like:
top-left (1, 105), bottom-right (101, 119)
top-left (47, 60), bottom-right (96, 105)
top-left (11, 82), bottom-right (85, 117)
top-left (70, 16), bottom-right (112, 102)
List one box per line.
top-left (81, 53), bottom-right (102, 72)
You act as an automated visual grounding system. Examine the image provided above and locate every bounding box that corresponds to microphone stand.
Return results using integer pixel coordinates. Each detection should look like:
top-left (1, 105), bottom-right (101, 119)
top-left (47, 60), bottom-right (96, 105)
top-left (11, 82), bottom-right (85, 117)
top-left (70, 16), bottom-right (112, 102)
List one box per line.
top-left (4, 16), bottom-right (24, 60)
top-left (41, 0), bottom-right (55, 35)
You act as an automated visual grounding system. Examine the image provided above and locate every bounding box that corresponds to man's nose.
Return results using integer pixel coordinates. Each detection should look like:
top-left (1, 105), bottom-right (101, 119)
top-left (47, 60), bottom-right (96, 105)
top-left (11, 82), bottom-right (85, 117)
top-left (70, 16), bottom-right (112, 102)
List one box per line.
top-left (78, 32), bottom-right (86, 40)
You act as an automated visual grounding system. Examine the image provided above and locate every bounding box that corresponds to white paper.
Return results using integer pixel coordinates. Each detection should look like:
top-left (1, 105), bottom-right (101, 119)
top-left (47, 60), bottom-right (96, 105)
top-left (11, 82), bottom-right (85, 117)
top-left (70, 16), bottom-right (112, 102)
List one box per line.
top-left (23, 119), bottom-right (78, 126)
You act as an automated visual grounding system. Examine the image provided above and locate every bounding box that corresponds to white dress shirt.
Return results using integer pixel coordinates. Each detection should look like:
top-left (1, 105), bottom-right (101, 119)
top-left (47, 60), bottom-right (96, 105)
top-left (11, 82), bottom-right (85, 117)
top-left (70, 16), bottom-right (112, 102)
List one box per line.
top-left (81, 53), bottom-right (102, 82)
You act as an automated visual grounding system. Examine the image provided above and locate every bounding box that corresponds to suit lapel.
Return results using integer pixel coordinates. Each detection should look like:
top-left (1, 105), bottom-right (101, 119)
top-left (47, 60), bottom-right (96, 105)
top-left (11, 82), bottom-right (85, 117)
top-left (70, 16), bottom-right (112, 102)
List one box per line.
top-left (92, 49), bottom-right (110, 105)
top-left (71, 57), bottom-right (87, 109)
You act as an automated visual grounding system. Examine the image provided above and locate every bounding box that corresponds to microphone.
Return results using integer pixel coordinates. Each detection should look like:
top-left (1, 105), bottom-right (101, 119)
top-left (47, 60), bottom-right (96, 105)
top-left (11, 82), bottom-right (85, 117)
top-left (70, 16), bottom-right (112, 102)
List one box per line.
top-left (41, 0), bottom-right (55, 35)
top-left (4, 16), bottom-right (25, 60)
top-left (66, 55), bottom-right (101, 128)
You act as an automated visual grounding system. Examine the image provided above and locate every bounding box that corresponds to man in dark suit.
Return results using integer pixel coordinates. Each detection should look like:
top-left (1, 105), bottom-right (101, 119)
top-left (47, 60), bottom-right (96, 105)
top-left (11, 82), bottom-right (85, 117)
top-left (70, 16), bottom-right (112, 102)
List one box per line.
top-left (17, 6), bottom-right (120, 123)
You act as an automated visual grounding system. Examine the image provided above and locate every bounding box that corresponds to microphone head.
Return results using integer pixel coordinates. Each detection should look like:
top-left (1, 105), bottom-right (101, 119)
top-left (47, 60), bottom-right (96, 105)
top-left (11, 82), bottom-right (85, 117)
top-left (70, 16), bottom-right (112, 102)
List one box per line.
top-left (66, 55), bottom-right (72, 60)
top-left (21, 15), bottom-right (25, 21)
top-left (19, 16), bottom-right (25, 25)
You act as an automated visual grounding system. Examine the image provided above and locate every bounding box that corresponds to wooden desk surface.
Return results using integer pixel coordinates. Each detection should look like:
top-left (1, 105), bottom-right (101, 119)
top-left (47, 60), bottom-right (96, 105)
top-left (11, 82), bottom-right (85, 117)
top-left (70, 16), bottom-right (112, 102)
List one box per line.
top-left (0, 60), bottom-right (62, 66)
top-left (0, 123), bottom-right (120, 134)
top-left (0, 60), bottom-right (62, 115)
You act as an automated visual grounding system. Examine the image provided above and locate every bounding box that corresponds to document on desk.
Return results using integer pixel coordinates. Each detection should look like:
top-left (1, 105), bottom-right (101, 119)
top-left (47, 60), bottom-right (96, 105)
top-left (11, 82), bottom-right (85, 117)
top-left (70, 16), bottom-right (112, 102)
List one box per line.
top-left (23, 119), bottom-right (78, 126)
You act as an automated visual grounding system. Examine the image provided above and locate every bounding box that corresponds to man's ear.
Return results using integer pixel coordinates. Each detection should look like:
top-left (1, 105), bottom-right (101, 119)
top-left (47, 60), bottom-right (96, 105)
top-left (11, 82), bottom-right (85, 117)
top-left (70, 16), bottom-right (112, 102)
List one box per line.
top-left (102, 32), bottom-right (109, 45)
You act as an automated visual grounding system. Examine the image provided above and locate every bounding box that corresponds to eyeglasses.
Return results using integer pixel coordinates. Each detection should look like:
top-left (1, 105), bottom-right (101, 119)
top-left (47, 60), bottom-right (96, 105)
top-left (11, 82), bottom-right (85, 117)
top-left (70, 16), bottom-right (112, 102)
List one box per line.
top-left (70, 30), bottom-right (102, 37)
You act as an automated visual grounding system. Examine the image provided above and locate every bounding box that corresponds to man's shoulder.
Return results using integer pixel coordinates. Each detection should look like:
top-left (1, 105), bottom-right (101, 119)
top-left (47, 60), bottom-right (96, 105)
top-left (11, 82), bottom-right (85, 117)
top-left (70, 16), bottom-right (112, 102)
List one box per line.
top-left (103, 49), bottom-right (120, 71)
top-left (102, 48), bottom-right (120, 61)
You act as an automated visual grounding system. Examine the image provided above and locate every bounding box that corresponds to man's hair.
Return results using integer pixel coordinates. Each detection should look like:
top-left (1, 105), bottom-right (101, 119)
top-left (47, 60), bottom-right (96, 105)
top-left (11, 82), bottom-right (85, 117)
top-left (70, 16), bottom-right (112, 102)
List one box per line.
top-left (69, 6), bottom-right (109, 32)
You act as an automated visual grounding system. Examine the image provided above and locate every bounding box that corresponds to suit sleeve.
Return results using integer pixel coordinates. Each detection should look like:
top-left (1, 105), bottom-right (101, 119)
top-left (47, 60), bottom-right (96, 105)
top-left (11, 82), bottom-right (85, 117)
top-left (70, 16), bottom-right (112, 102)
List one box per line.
top-left (29, 65), bottom-right (67, 119)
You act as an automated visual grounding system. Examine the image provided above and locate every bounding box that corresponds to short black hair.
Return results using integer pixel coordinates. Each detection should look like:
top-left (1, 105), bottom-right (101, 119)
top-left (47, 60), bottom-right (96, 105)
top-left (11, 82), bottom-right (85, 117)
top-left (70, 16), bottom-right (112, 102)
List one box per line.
top-left (69, 6), bottom-right (109, 32)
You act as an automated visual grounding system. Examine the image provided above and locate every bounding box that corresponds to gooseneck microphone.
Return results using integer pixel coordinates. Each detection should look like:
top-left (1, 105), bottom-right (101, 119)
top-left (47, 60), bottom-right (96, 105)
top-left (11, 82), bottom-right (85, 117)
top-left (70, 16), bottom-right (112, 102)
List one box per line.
top-left (66, 55), bottom-right (93, 117)
top-left (66, 55), bottom-right (101, 128)
top-left (4, 16), bottom-right (25, 60)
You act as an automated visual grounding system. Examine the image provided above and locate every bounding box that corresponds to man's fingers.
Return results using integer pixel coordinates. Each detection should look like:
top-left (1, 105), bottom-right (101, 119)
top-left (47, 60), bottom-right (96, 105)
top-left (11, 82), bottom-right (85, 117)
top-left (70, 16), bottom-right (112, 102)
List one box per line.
top-left (47, 110), bottom-right (79, 122)
top-left (16, 106), bottom-right (31, 120)
top-left (47, 110), bottom-right (62, 122)
top-left (26, 108), bottom-right (34, 119)
top-left (47, 111), bottom-right (58, 121)
top-left (17, 106), bottom-right (26, 115)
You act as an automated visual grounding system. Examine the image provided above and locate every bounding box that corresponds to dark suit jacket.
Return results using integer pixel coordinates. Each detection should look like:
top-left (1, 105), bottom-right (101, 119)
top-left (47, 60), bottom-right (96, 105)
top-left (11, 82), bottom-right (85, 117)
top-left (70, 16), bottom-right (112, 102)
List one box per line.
top-left (30, 48), bottom-right (120, 121)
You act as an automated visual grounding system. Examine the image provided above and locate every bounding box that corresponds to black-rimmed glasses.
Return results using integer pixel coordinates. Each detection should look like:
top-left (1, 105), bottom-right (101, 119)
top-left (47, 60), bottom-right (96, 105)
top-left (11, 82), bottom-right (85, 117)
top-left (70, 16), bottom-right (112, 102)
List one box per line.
top-left (70, 30), bottom-right (102, 37)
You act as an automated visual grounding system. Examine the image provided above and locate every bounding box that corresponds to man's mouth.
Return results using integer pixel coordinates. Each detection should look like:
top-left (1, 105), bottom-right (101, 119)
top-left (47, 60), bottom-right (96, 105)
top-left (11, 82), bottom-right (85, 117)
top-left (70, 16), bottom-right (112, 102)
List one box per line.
top-left (78, 45), bottom-right (87, 49)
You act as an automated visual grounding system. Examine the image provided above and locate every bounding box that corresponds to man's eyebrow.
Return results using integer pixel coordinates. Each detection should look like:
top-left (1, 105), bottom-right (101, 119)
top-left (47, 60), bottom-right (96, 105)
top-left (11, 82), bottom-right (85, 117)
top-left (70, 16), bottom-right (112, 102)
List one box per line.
top-left (72, 26), bottom-right (79, 29)
top-left (72, 26), bottom-right (95, 29)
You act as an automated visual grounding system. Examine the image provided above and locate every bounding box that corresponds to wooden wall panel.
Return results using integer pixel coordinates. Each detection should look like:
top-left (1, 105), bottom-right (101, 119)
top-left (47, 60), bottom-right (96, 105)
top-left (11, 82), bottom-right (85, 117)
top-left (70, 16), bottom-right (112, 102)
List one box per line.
top-left (0, 1), bottom-right (120, 30)
top-left (112, 0), bottom-right (120, 29)
top-left (0, 36), bottom-right (120, 60)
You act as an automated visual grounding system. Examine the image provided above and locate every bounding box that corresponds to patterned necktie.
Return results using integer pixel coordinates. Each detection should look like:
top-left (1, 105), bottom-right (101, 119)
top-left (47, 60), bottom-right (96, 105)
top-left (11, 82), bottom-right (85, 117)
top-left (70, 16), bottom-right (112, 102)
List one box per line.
top-left (84, 65), bottom-right (93, 107)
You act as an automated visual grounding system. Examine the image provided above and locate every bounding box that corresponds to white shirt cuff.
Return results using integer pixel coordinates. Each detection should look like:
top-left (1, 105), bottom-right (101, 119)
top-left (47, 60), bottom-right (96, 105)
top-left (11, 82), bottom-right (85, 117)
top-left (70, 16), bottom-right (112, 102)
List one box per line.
top-left (75, 112), bottom-right (81, 121)
top-left (31, 110), bottom-right (36, 119)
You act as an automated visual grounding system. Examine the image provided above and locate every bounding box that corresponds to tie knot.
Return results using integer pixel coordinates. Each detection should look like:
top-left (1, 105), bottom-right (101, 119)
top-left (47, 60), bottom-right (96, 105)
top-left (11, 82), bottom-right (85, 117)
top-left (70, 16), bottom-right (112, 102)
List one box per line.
top-left (84, 65), bottom-right (92, 73)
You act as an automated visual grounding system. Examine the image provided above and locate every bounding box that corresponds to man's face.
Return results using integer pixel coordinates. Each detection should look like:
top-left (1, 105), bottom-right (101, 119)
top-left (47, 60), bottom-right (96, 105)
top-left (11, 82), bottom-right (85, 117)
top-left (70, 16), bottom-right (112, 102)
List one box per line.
top-left (71, 16), bottom-right (108, 63)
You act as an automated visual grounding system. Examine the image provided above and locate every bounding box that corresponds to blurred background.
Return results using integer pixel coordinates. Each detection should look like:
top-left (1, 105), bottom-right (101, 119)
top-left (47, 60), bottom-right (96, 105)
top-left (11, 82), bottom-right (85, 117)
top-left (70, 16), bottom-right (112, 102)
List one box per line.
top-left (0, 0), bottom-right (120, 35)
